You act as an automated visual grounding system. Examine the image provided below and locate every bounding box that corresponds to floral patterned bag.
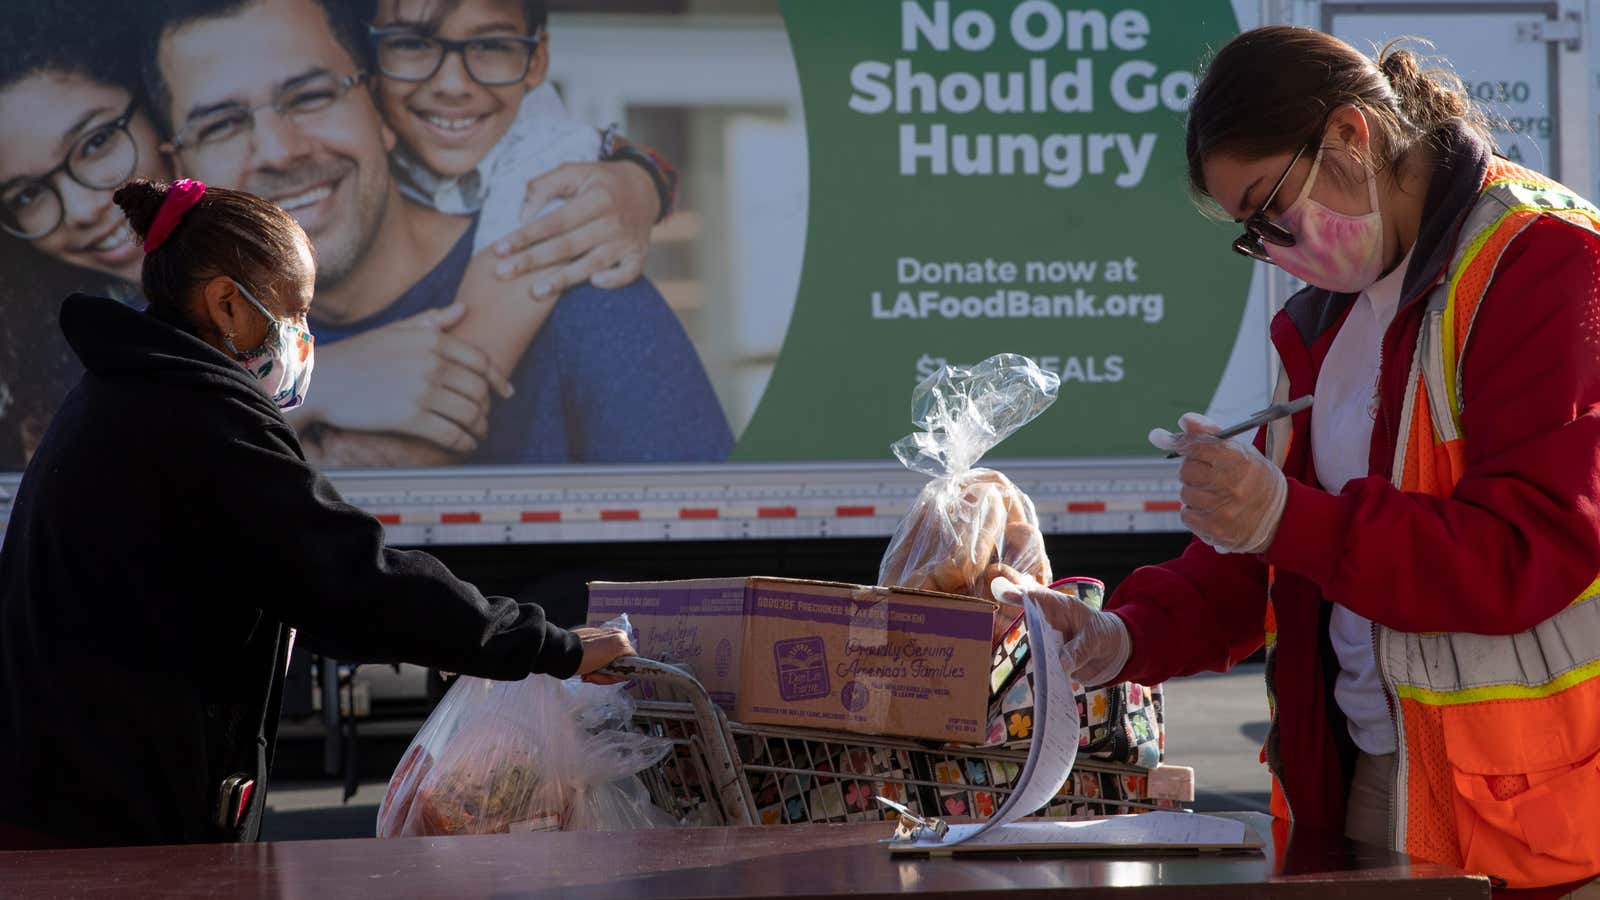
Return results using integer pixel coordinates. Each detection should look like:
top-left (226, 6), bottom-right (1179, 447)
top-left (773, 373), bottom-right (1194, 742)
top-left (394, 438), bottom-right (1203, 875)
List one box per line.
top-left (985, 577), bottom-right (1164, 768)
top-left (741, 737), bottom-right (1169, 825)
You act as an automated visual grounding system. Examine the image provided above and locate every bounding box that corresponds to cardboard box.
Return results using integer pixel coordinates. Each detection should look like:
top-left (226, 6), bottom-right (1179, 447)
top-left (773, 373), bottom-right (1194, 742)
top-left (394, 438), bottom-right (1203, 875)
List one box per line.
top-left (587, 577), bottom-right (995, 743)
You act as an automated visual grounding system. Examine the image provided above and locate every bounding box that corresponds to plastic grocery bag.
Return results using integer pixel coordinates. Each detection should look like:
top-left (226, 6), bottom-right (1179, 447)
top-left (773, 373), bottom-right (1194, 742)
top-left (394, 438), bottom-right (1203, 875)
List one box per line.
top-left (879, 354), bottom-right (1061, 603)
top-left (376, 618), bottom-right (675, 837)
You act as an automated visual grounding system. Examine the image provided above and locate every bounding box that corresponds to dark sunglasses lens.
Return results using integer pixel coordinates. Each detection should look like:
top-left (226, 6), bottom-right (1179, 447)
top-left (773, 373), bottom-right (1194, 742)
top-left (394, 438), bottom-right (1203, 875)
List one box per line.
top-left (1232, 234), bottom-right (1274, 263)
top-left (1254, 219), bottom-right (1296, 247)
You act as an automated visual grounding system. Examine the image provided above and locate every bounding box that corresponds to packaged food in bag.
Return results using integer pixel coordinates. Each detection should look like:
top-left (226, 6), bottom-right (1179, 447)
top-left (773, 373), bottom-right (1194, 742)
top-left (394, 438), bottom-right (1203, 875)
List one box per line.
top-left (879, 354), bottom-right (1061, 605)
top-left (377, 616), bottom-right (674, 837)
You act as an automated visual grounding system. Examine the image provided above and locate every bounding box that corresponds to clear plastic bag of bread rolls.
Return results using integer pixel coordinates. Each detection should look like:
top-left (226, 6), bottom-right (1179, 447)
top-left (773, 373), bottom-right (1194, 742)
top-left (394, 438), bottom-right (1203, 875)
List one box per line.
top-left (878, 354), bottom-right (1060, 605)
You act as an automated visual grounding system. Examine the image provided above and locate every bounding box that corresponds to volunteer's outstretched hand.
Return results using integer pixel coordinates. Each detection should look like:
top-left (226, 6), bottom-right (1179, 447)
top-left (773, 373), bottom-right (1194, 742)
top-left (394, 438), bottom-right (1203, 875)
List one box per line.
top-left (1150, 412), bottom-right (1288, 554)
top-left (574, 626), bottom-right (636, 685)
top-left (993, 579), bottom-right (1131, 688)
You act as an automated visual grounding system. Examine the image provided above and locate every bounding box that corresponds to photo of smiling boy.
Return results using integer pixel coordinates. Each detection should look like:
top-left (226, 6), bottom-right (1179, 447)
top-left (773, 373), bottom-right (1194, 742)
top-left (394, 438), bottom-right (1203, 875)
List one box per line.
top-left (365, 0), bottom-right (678, 294)
top-left (370, 0), bottom-right (603, 248)
top-left (355, 0), bottom-right (709, 460)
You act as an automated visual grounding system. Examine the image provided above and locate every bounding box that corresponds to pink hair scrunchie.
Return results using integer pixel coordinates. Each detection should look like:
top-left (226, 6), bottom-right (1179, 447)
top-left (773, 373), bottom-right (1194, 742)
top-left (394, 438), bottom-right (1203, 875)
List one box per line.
top-left (142, 178), bottom-right (207, 253)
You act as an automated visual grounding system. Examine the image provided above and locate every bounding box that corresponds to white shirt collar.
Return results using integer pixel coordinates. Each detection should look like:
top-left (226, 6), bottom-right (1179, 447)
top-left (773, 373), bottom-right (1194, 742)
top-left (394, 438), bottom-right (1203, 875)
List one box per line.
top-left (1365, 244), bottom-right (1414, 326)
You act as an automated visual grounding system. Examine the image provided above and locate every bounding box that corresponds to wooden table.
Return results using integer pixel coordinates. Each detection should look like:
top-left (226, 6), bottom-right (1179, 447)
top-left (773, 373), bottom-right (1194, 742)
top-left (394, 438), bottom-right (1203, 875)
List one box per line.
top-left (0, 813), bottom-right (1490, 898)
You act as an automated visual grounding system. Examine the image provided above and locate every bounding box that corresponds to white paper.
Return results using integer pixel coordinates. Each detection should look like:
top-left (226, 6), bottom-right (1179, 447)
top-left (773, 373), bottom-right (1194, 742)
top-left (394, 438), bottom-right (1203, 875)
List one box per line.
top-left (899, 812), bottom-right (1260, 852)
top-left (948, 591), bottom-right (1079, 845)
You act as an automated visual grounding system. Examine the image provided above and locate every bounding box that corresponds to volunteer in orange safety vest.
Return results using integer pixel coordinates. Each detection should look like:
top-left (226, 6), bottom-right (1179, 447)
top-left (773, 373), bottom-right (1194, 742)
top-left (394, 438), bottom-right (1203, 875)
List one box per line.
top-left (1016, 26), bottom-right (1600, 892)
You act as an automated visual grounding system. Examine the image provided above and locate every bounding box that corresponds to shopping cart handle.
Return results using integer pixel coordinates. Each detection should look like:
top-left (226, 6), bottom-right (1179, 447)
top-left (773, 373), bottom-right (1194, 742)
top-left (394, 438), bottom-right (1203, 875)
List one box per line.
top-left (600, 655), bottom-right (689, 680)
top-left (598, 656), bottom-right (713, 701)
top-left (597, 654), bottom-right (762, 827)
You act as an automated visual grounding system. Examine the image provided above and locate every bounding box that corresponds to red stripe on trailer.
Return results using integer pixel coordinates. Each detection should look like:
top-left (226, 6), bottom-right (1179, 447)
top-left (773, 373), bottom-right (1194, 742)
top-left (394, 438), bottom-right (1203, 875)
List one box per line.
top-left (521, 511), bottom-right (561, 523)
top-left (758, 506), bottom-right (797, 519)
top-left (375, 514), bottom-right (401, 525)
top-left (1067, 502), bottom-right (1107, 513)
top-left (835, 505), bottom-right (875, 518)
top-left (679, 508), bottom-right (719, 520)
top-left (1144, 500), bottom-right (1182, 512)
top-left (601, 510), bottom-right (641, 521)
top-left (441, 512), bottom-right (481, 524)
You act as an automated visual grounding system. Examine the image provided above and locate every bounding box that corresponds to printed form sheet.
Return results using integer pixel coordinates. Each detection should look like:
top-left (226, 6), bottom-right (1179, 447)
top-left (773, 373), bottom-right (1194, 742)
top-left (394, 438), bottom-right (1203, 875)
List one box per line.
top-left (947, 590), bottom-right (1078, 845)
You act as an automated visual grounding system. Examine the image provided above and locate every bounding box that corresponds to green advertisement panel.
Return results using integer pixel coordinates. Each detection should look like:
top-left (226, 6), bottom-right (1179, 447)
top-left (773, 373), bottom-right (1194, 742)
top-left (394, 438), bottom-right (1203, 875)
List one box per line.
top-left (739, 0), bottom-right (1249, 460)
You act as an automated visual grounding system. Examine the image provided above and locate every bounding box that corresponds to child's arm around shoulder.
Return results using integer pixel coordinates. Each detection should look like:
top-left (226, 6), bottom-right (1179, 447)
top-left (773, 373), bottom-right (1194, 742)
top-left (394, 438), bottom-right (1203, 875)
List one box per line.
top-left (452, 118), bottom-right (670, 377)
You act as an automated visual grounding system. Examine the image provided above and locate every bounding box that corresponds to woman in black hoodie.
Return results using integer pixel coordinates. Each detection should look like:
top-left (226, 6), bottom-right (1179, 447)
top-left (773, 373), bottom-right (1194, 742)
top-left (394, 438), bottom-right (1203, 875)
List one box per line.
top-left (0, 177), bottom-right (634, 849)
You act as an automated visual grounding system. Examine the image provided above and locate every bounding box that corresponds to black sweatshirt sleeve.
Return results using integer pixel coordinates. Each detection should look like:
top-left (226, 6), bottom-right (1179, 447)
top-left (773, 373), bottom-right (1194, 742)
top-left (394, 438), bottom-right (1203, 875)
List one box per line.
top-left (186, 421), bottom-right (584, 680)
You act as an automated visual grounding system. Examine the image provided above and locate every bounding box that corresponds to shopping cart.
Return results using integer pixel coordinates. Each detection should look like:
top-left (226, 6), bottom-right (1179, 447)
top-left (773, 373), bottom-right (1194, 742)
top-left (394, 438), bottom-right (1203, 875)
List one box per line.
top-left (606, 657), bottom-right (1191, 829)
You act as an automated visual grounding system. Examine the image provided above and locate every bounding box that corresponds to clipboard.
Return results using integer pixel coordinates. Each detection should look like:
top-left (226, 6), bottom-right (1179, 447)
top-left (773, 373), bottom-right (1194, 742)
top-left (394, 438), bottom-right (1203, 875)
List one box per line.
top-left (886, 811), bottom-right (1266, 857)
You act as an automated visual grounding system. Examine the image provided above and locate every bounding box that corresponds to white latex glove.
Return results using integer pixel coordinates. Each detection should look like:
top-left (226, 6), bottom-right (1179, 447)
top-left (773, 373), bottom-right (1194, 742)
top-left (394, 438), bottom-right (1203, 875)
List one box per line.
top-left (1149, 412), bottom-right (1287, 554)
top-left (993, 578), bottom-right (1131, 688)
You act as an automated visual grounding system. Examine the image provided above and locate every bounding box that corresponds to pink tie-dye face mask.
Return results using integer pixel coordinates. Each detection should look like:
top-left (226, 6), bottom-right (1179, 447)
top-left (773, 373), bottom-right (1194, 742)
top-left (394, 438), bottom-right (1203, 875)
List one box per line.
top-left (1265, 148), bottom-right (1384, 293)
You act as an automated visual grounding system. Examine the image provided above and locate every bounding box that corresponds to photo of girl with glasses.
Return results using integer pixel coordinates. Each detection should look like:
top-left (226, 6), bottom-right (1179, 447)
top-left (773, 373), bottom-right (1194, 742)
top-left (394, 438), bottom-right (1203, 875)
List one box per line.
top-left (0, 7), bottom-right (176, 461)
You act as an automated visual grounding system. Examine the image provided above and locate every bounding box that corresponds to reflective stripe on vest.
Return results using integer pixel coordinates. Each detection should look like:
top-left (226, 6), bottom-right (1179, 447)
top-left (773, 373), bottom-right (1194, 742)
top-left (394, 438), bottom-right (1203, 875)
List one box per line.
top-left (1382, 158), bottom-right (1600, 888)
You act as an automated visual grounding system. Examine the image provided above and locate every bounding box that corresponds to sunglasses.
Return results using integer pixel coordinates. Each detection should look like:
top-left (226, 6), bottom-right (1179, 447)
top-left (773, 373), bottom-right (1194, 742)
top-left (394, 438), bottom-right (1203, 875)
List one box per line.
top-left (1230, 143), bottom-right (1309, 263)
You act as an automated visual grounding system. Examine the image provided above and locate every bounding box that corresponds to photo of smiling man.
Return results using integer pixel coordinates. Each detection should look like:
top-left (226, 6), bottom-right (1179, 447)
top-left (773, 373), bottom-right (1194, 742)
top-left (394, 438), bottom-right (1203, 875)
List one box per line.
top-left (146, 0), bottom-right (732, 466)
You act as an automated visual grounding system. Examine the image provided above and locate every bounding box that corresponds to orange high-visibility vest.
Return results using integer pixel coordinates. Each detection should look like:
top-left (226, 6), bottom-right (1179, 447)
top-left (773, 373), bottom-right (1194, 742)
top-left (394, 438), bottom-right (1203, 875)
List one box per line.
top-left (1380, 158), bottom-right (1600, 887)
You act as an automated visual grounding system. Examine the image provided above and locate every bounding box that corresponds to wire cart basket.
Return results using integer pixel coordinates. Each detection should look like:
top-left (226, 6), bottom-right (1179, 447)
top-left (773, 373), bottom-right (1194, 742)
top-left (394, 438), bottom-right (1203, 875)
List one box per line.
top-left (607, 658), bottom-right (1191, 829)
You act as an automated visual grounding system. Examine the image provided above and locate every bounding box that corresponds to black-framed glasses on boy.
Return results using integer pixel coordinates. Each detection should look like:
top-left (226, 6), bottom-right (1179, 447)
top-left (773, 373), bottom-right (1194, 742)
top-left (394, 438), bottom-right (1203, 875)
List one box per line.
top-left (369, 26), bottom-right (544, 87)
top-left (1231, 143), bottom-right (1309, 263)
top-left (0, 98), bottom-right (140, 239)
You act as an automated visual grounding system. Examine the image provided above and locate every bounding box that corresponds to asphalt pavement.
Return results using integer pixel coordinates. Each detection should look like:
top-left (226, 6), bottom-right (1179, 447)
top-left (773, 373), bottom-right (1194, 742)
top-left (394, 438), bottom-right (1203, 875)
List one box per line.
top-left (1159, 662), bottom-right (1271, 813)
